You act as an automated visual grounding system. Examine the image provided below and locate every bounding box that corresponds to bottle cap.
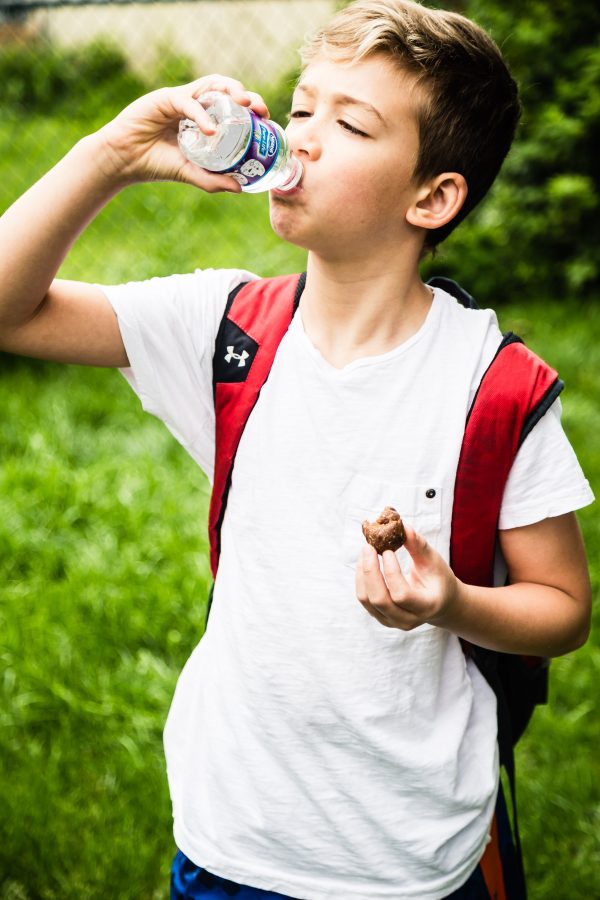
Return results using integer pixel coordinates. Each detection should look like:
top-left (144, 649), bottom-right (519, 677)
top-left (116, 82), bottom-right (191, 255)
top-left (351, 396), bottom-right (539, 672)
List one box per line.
top-left (277, 157), bottom-right (303, 191)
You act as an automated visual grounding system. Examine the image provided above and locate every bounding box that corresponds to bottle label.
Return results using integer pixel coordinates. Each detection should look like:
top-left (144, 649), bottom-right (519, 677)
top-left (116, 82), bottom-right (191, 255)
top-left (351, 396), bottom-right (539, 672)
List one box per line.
top-left (223, 112), bottom-right (279, 187)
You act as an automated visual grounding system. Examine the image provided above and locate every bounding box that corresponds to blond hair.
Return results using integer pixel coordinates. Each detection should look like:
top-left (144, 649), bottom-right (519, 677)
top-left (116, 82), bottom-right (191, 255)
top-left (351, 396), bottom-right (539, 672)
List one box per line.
top-left (301, 0), bottom-right (521, 247)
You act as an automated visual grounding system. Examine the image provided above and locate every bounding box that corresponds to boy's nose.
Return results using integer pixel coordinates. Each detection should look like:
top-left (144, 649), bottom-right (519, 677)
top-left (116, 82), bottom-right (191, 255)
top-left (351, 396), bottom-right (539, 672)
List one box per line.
top-left (287, 124), bottom-right (321, 162)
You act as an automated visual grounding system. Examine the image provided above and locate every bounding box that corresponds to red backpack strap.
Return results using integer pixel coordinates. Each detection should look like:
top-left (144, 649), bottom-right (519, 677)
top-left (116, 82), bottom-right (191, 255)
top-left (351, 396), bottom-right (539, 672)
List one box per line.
top-left (451, 333), bottom-right (562, 899)
top-left (208, 272), bottom-right (306, 577)
top-left (450, 333), bottom-right (563, 587)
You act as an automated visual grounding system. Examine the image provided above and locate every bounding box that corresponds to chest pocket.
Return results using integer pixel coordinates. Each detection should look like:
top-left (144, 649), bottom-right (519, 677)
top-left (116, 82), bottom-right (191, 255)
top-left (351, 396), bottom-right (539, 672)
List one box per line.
top-left (342, 474), bottom-right (442, 569)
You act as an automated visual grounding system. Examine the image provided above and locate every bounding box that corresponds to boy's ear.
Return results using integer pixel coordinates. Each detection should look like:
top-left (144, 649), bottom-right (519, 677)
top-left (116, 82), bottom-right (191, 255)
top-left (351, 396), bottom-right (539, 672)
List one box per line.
top-left (406, 173), bottom-right (468, 233)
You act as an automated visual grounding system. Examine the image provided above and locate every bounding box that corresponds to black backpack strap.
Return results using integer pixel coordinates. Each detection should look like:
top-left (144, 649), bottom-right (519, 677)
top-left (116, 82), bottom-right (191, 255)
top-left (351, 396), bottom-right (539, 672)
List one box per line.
top-left (427, 275), bottom-right (478, 309)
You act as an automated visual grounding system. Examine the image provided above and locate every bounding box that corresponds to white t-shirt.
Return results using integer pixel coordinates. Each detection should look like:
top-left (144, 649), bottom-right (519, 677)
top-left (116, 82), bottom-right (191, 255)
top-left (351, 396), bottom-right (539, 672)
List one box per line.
top-left (101, 269), bottom-right (593, 900)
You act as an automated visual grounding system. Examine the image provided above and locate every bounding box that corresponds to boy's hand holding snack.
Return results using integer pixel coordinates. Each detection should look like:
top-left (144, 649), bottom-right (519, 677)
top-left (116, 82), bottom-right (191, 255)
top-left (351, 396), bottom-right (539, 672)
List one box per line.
top-left (357, 524), bottom-right (460, 631)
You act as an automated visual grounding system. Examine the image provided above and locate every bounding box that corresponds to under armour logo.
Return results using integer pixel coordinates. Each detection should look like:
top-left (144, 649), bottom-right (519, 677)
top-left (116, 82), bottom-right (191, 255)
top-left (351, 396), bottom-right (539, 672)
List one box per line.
top-left (215, 318), bottom-right (257, 383)
top-left (225, 345), bottom-right (250, 367)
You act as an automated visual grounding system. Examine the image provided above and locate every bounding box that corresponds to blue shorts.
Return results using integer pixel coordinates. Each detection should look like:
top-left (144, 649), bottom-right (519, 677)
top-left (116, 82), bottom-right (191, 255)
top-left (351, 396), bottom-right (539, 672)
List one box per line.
top-left (170, 851), bottom-right (491, 899)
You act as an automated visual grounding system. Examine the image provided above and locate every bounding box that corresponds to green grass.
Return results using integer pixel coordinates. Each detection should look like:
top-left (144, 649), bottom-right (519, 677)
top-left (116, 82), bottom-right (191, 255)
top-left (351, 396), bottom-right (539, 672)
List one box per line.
top-left (0, 359), bottom-right (211, 899)
top-left (1, 112), bottom-right (599, 899)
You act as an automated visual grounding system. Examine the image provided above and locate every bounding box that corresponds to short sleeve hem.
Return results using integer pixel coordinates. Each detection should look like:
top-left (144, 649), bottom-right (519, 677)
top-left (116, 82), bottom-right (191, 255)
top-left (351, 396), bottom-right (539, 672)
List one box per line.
top-left (498, 484), bottom-right (595, 530)
top-left (106, 294), bottom-right (163, 420)
top-left (499, 394), bottom-right (594, 531)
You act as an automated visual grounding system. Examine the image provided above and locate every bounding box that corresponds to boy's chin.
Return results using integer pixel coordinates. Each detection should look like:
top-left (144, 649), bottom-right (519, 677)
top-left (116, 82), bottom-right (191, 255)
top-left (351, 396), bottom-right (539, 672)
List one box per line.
top-left (268, 208), bottom-right (309, 249)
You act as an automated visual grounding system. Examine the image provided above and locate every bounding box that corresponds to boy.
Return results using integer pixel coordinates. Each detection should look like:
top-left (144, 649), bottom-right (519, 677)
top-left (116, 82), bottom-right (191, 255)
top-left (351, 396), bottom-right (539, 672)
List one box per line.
top-left (0, 1), bottom-right (593, 898)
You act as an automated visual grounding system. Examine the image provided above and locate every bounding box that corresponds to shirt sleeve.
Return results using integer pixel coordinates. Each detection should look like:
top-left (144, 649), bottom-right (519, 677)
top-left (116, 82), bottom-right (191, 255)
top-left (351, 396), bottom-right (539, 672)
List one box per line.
top-left (499, 398), bottom-right (594, 529)
top-left (97, 267), bottom-right (259, 482)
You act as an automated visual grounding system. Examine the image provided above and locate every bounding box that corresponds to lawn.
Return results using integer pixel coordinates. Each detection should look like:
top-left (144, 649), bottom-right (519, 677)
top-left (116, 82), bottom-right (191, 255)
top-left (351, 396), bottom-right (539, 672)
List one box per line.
top-left (1, 116), bottom-right (599, 899)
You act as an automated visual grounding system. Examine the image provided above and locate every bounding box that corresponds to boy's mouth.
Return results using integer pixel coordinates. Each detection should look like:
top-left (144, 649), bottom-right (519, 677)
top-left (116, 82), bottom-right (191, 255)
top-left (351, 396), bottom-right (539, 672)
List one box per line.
top-left (270, 183), bottom-right (304, 199)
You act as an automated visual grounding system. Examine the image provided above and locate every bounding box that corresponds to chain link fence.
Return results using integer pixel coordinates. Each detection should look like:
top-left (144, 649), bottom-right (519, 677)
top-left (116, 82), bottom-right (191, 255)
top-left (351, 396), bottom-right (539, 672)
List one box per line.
top-left (1, 0), bottom-right (335, 283)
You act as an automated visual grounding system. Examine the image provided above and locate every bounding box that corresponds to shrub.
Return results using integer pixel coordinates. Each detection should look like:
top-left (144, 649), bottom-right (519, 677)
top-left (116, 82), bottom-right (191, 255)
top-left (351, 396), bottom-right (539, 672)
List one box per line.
top-left (422, 0), bottom-right (600, 301)
top-left (0, 37), bottom-right (147, 119)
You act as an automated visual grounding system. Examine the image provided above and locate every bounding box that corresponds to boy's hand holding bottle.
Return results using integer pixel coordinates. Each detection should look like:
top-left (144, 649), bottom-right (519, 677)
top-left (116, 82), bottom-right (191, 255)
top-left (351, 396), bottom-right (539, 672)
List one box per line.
top-left (93, 75), bottom-right (270, 193)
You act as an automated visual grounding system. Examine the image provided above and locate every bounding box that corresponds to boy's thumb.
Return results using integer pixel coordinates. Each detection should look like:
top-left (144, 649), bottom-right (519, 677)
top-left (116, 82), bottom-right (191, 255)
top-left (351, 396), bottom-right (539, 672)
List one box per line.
top-left (403, 523), bottom-right (431, 562)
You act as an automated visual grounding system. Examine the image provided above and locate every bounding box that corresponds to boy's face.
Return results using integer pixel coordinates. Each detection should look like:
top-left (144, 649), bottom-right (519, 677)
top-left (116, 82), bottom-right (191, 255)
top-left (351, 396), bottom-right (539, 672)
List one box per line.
top-left (269, 54), bottom-right (424, 259)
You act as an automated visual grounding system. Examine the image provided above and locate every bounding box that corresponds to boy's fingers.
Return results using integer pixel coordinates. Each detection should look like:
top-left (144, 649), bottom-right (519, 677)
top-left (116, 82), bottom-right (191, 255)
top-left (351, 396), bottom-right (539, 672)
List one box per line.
top-left (355, 553), bottom-right (367, 600)
top-left (381, 552), bottom-right (423, 626)
top-left (188, 76), bottom-right (270, 119)
top-left (356, 559), bottom-right (393, 626)
top-left (357, 547), bottom-right (424, 631)
top-left (381, 550), bottom-right (410, 603)
top-left (402, 524), bottom-right (432, 565)
top-left (189, 74), bottom-right (246, 99)
top-left (178, 97), bottom-right (218, 133)
top-left (358, 545), bottom-right (388, 601)
top-left (194, 172), bottom-right (242, 194)
top-left (357, 545), bottom-right (386, 604)
top-left (358, 545), bottom-right (402, 608)
top-left (363, 600), bottom-right (395, 628)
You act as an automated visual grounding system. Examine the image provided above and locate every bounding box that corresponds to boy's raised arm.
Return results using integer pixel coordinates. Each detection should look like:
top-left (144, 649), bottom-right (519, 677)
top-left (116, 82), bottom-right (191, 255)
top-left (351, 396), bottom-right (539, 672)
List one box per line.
top-left (0, 76), bottom-right (268, 367)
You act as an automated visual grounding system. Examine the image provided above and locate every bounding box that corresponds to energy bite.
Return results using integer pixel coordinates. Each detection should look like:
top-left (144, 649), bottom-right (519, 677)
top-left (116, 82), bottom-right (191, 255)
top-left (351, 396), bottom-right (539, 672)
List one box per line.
top-left (362, 507), bottom-right (407, 554)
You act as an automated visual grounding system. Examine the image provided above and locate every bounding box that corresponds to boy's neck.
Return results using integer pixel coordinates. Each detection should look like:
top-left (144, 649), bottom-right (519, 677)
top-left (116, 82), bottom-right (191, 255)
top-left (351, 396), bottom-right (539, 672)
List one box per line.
top-left (299, 252), bottom-right (433, 370)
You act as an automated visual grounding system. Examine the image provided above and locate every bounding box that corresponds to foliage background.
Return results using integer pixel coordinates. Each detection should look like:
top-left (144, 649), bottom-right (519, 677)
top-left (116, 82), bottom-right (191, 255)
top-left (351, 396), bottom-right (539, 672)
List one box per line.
top-left (424, 0), bottom-right (600, 300)
top-left (0, 1), bottom-right (599, 898)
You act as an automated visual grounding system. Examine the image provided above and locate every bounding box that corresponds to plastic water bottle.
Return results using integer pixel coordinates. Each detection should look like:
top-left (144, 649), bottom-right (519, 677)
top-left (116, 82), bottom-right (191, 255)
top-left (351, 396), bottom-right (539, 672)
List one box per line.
top-left (178, 92), bottom-right (302, 193)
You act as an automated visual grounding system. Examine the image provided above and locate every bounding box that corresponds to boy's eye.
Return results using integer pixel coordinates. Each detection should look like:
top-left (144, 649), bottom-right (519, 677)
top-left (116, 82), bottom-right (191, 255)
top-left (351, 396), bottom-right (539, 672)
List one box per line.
top-left (287, 110), bottom-right (368, 138)
top-left (339, 120), bottom-right (368, 137)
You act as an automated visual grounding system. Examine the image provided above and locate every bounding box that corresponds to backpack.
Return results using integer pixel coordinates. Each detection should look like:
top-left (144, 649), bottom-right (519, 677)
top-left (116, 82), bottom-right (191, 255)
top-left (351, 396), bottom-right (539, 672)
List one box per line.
top-left (207, 271), bottom-right (563, 897)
